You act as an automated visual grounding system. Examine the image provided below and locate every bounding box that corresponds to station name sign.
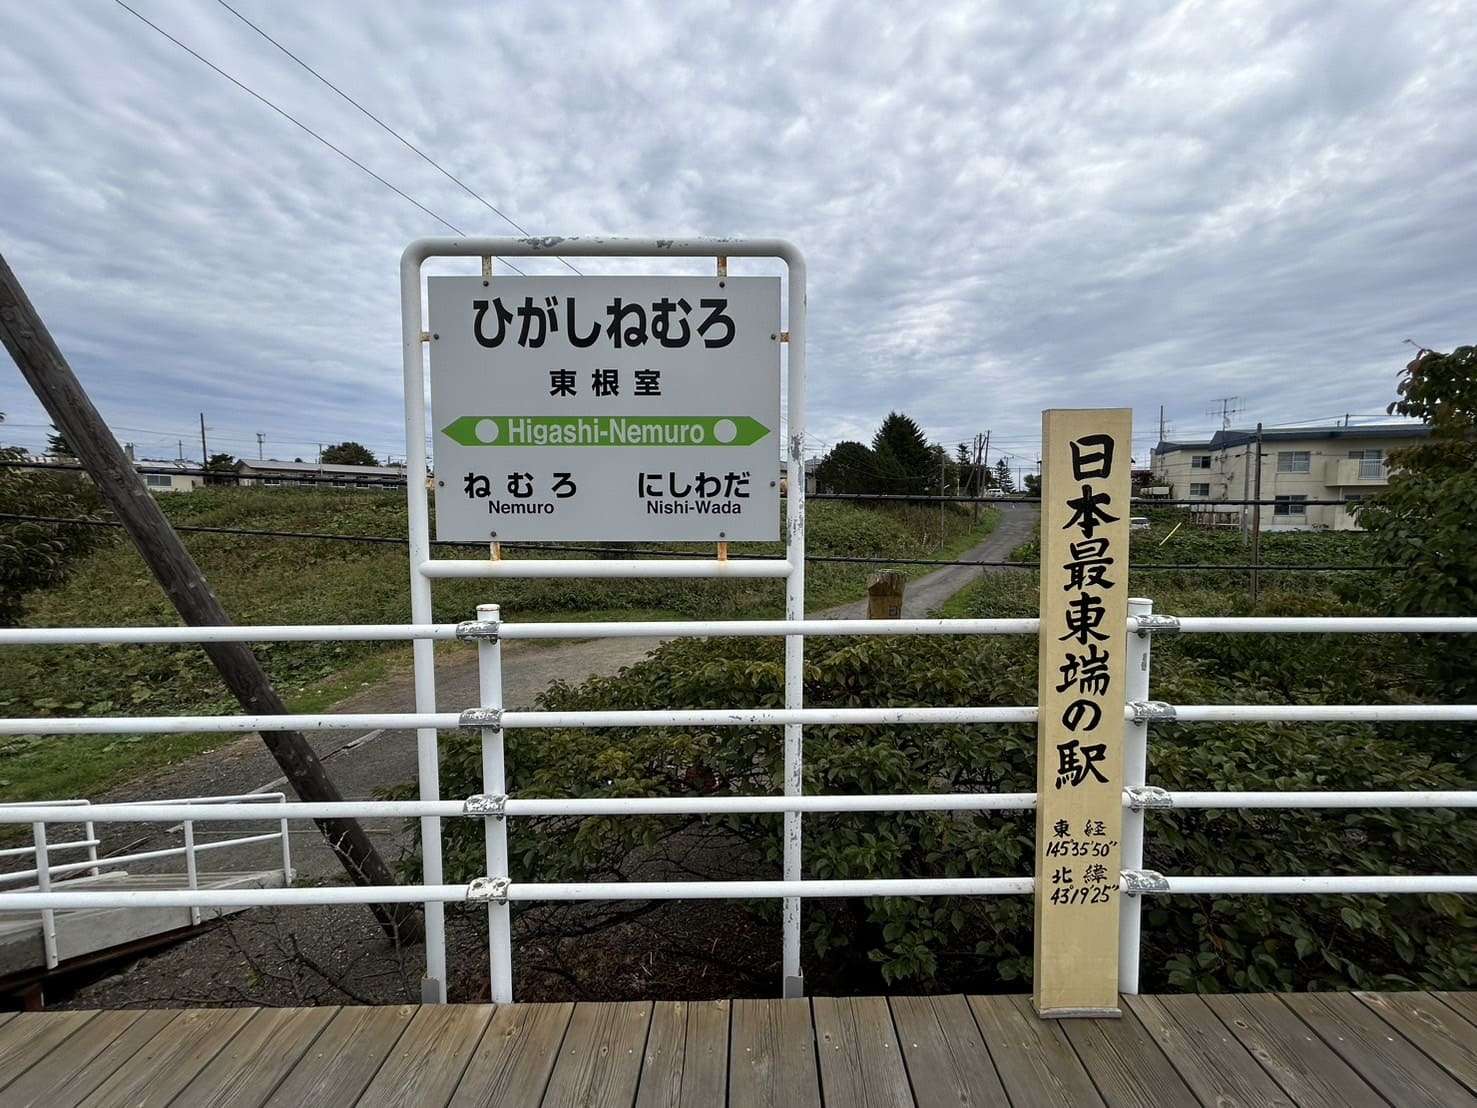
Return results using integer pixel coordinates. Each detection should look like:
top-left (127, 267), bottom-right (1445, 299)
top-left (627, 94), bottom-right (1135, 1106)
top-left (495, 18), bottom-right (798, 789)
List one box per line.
top-left (427, 275), bottom-right (781, 542)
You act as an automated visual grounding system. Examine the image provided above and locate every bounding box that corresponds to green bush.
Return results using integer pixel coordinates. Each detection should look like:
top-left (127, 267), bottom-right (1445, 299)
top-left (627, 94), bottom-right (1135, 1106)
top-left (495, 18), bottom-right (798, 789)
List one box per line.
top-left (418, 568), bottom-right (1477, 994)
top-left (0, 449), bottom-right (107, 625)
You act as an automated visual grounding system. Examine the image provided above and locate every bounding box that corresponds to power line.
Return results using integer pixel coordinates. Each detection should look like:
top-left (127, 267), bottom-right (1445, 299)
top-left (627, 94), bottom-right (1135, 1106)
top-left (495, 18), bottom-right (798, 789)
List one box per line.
top-left (111, 0), bottom-right (528, 277)
top-left (211, 0), bottom-right (578, 276)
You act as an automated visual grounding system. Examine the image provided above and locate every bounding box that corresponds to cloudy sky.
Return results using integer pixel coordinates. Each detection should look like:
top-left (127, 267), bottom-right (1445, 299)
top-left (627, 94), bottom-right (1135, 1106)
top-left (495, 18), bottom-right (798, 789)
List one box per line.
top-left (1, 0), bottom-right (1472, 473)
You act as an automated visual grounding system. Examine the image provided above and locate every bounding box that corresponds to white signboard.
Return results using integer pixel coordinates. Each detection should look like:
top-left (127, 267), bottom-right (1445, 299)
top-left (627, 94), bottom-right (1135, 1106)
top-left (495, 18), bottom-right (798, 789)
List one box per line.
top-left (427, 276), bottom-right (782, 542)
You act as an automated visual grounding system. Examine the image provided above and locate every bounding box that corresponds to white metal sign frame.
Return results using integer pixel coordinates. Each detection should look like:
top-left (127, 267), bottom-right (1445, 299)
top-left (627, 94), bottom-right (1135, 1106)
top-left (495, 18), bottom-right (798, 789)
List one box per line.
top-left (400, 237), bottom-right (806, 1002)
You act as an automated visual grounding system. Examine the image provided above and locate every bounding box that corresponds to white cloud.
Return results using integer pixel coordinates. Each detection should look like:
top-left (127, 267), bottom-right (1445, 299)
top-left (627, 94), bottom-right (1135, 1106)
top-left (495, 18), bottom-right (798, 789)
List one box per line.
top-left (2, 0), bottom-right (1473, 465)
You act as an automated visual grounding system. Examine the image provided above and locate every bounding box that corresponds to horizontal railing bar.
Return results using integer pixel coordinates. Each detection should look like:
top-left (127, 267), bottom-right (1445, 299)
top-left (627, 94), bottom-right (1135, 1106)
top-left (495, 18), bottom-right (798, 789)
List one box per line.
top-left (1169, 617), bottom-right (1477, 633)
top-left (0, 831), bottom-right (283, 885)
top-left (1153, 875), bottom-right (1477, 895)
top-left (6, 703), bottom-right (1477, 737)
top-left (1, 616), bottom-right (1472, 649)
top-left (1172, 706), bottom-right (1477, 722)
top-left (0, 625), bottom-right (461, 646)
top-left (495, 618), bottom-right (1042, 639)
top-left (6, 871), bottom-right (1474, 911)
top-left (0, 794), bottom-right (1041, 824)
top-left (9, 788), bottom-right (1477, 826)
top-left (420, 558), bottom-right (793, 579)
top-left (0, 839), bottom-right (100, 858)
top-left (0, 877), bottom-right (1035, 911)
top-left (1160, 791), bottom-right (1477, 808)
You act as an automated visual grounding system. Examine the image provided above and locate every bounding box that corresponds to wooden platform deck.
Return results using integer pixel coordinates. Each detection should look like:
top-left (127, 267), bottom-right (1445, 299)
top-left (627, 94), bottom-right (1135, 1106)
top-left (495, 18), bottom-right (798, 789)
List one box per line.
top-left (1, 991), bottom-right (1475, 1106)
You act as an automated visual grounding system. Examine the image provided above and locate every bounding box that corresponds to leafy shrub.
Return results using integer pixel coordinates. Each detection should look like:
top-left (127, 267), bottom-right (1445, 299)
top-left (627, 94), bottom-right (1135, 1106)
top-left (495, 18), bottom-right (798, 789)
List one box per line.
top-left (0, 448), bottom-right (108, 625)
top-left (419, 569), bottom-right (1477, 994)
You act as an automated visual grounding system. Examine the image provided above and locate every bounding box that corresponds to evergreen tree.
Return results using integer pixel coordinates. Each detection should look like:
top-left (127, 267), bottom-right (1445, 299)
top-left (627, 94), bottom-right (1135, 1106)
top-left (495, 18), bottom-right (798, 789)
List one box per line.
top-left (994, 457), bottom-right (1014, 493)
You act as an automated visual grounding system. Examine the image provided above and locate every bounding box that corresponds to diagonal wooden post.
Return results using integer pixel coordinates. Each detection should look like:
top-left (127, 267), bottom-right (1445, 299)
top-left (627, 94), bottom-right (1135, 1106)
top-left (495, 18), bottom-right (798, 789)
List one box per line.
top-left (0, 252), bottom-right (420, 942)
top-left (1033, 408), bottom-right (1132, 1017)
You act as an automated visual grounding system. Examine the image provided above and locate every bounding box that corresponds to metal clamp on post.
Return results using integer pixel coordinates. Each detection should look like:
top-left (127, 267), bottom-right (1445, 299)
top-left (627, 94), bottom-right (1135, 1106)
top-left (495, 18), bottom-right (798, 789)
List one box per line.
top-left (1132, 614), bottom-right (1181, 637)
top-left (1128, 700), bottom-right (1176, 724)
top-left (455, 619), bottom-right (500, 642)
top-left (1120, 869), bottom-right (1170, 896)
top-left (460, 707), bottom-right (503, 730)
top-left (467, 876), bottom-right (511, 904)
top-left (1123, 785), bottom-right (1174, 811)
top-left (464, 793), bottom-right (507, 820)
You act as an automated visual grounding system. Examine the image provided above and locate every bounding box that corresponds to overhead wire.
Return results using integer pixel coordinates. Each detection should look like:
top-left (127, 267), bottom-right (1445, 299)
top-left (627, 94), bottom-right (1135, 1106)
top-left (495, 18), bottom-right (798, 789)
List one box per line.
top-left (211, 0), bottom-right (579, 276)
top-left (110, 0), bottom-right (528, 276)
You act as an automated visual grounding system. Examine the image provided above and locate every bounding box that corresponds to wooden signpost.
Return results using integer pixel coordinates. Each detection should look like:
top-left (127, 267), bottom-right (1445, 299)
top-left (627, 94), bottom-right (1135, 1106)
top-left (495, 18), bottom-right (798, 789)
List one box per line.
top-left (1032, 408), bottom-right (1132, 1017)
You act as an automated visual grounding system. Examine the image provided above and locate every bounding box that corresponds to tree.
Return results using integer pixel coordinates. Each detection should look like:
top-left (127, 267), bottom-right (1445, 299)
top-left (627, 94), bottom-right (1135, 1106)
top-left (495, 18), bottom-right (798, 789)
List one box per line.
top-left (1023, 473), bottom-right (1041, 496)
top-left (814, 441), bottom-right (877, 494)
top-left (871, 412), bottom-right (932, 491)
top-left (47, 425), bottom-right (73, 457)
top-left (1361, 345), bottom-right (1477, 700)
top-left (0, 445), bottom-right (106, 623)
top-left (994, 457), bottom-right (1014, 494)
top-left (320, 441), bottom-right (378, 466)
top-left (204, 452), bottom-right (237, 486)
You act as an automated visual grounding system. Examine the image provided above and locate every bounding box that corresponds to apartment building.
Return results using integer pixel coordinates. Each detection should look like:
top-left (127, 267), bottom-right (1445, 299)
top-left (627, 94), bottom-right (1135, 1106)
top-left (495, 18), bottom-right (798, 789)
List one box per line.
top-left (1150, 423), bottom-right (1429, 530)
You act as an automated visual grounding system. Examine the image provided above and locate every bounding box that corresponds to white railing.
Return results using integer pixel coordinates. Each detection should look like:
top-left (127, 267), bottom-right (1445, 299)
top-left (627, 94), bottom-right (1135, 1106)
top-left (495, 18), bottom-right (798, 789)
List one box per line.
top-left (0, 792), bottom-right (293, 969)
top-left (0, 605), bottom-right (1473, 997)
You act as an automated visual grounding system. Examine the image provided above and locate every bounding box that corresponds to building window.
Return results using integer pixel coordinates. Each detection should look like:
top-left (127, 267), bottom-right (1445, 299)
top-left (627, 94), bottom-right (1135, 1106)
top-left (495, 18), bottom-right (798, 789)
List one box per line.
top-left (1191, 455), bottom-right (1211, 469)
top-left (1348, 448), bottom-right (1383, 479)
top-left (1274, 494), bottom-right (1307, 516)
top-left (263, 477), bottom-right (282, 486)
top-left (1277, 451), bottom-right (1311, 474)
top-left (144, 474), bottom-right (172, 488)
top-left (1189, 482), bottom-right (1210, 497)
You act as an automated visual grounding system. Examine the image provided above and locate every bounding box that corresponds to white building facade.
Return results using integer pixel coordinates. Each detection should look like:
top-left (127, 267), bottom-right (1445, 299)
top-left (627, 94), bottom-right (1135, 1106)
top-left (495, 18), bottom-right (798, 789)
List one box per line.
top-left (1150, 424), bottom-right (1429, 530)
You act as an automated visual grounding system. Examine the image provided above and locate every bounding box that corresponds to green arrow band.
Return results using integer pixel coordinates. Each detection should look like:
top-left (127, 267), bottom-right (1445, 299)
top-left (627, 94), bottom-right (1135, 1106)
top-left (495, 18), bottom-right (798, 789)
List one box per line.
top-left (441, 415), bottom-right (771, 448)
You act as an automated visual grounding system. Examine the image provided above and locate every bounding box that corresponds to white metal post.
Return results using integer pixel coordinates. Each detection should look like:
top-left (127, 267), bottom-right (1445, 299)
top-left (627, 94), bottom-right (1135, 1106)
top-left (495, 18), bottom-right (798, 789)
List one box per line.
top-left (401, 243), bottom-right (448, 1004)
top-left (782, 253), bottom-right (807, 999)
top-left (401, 236), bottom-right (807, 1001)
top-left (1119, 597), bottom-right (1153, 994)
top-left (182, 819), bottom-right (201, 926)
top-left (279, 814), bottom-right (293, 883)
top-left (477, 603), bottom-right (514, 1003)
top-left (32, 822), bottom-right (57, 969)
top-left (83, 809), bottom-right (99, 878)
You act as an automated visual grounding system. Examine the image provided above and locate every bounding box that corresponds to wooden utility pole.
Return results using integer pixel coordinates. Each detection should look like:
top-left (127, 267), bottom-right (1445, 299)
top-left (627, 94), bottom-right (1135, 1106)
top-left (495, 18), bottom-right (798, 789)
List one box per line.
top-left (198, 412), bottom-right (208, 468)
top-left (0, 253), bottom-right (419, 942)
top-left (1250, 422), bottom-right (1264, 606)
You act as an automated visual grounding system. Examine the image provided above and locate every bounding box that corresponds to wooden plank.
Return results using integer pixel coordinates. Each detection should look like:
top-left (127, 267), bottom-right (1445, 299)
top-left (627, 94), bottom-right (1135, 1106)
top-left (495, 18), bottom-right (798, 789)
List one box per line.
top-left (542, 1001), bottom-right (653, 1108)
top-left (265, 1004), bottom-right (417, 1106)
top-left (1032, 408), bottom-right (1132, 1016)
top-left (0, 1009), bottom-right (97, 1091)
top-left (1359, 991), bottom-right (1477, 1094)
top-left (86, 1006), bottom-right (257, 1107)
top-left (358, 1003), bottom-right (494, 1107)
top-left (1061, 1002), bottom-right (1197, 1107)
top-left (812, 996), bottom-right (912, 1108)
top-left (1435, 992), bottom-right (1477, 1029)
top-left (4, 1008), bottom-right (182, 1108)
top-left (728, 997), bottom-right (821, 1108)
top-left (450, 1002), bottom-right (574, 1108)
top-left (1280, 992), bottom-right (1474, 1108)
top-left (633, 999), bottom-right (729, 1108)
top-left (1125, 995), bottom-right (1293, 1108)
top-left (966, 994), bottom-right (1104, 1107)
top-left (173, 1005), bottom-right (338, 1107)
top-left (890, 994), bottom-right (1007, 1107)
top-left (1202, 993), bottom-right (1387, 1107)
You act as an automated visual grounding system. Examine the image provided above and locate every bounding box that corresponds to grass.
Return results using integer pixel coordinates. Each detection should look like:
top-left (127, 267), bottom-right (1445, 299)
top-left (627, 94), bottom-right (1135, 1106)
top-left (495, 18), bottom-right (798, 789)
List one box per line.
top-left (0, 488), bottom-right (997, 801)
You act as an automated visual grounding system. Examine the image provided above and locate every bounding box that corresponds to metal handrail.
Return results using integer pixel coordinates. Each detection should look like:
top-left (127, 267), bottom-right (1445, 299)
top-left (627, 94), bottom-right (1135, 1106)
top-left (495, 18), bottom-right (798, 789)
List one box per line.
top-left (1, 609), bottom-right (1474, 994)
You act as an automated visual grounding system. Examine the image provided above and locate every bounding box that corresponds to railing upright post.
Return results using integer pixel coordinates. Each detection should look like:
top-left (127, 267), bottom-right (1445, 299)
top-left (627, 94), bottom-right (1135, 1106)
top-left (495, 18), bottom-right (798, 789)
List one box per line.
top-left (1119, 597), bottom-right (1153, 995)
top-left (32, 821), bottom-right (57, 969)
top-left (477, 603), bottom-right (514, 1003)
top-left (82, 804), bottom-right (99, 878)
top-left (279, 811), bottom-right (294, 884)
top-left (182, 819), bottom-right (201, 926)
